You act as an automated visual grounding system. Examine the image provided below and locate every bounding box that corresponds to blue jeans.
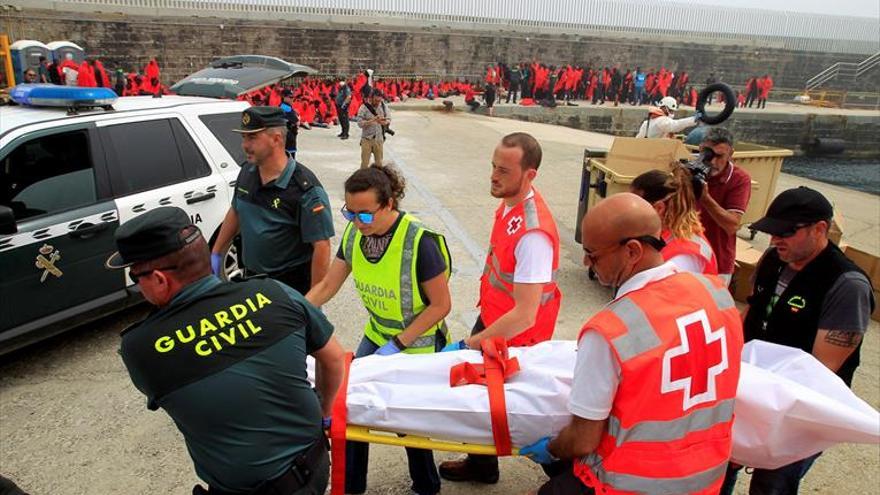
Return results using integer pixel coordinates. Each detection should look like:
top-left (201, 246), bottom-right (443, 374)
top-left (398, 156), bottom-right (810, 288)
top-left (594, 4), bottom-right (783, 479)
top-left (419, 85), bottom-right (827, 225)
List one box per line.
top-left (719, 453), bottom-right (822, 495)
top-left (344, 335), bottom-right (445, 495)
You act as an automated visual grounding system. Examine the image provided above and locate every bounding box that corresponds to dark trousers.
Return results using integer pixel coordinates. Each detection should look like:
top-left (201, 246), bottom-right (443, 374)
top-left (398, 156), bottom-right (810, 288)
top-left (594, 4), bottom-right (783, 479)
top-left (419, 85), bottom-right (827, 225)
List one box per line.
top-left (506, 82), bottom-right (520, 103)
top-left (719, 453), bottom-right (821, 495)
top-left (248, 262), bottom-right (311, 295)
top-left (757, 98), bottom-right (767, 109)
top-left (338, 107), bottom-right (350, 137)
top-left (345, 336), bottom-right (443, 495)
top-left (746, 90), bottom-right (757, 108)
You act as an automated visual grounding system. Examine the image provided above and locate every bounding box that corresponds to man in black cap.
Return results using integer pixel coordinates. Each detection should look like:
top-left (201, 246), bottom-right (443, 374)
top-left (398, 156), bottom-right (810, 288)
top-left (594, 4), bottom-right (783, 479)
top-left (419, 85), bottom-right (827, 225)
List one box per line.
top-left (720, 186), bottom-right (874, 495)
top-left (107, 206), bottom-right (345, 495)
top-left (211, 106), bottom-right (335, 294)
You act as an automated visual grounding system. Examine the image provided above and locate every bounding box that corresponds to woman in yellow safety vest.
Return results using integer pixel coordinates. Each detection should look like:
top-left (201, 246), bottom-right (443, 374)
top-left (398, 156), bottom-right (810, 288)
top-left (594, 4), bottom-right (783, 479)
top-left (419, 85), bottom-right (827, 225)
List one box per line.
top-left (306, 163), bottom-right (451, 495)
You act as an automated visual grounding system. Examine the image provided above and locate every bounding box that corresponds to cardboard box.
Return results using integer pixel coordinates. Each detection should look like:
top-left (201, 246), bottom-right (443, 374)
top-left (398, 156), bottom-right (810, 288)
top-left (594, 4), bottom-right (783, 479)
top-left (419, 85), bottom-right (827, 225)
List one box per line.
top-left (874, 290), bottom-right (880, 322)
top-left (843, 245), bottom-right (880, 288)
top-left (733, 238), bottom-right (765, 303)
top-left (828, 215), bottom-right (843, 246)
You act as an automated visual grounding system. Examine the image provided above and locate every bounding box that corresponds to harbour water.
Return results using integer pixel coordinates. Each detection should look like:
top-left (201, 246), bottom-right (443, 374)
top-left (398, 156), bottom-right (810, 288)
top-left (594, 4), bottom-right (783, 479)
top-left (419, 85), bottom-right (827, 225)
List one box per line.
top-left (783, 157), bottom-right (880, 196)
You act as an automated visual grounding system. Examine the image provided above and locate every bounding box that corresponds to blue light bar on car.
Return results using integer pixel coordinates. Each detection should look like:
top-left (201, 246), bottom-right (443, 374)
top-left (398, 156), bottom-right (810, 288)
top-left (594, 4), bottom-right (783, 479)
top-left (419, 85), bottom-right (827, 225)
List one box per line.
top-left (10, 84), bottom-right (118, 108)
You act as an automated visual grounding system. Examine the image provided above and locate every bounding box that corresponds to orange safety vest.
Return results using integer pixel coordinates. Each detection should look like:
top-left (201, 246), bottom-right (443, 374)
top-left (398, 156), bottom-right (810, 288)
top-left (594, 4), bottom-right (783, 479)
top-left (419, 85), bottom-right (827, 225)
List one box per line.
top-left (479, 188), bottom-right (561, 347)
top-left (662, 230), bottom-right (719, 275)
top-left (574, 272), bottom-right (742, 495)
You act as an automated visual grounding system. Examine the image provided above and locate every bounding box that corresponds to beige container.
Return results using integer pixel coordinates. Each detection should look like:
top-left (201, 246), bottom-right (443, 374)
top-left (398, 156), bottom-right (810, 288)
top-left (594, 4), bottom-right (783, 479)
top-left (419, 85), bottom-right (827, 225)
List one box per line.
top-left (576, 138), bottom-right (793, 241)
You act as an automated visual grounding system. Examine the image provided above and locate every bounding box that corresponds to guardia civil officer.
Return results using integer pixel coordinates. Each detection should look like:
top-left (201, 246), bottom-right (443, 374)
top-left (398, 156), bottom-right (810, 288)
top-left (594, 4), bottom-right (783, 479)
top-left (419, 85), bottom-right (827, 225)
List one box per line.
top-left (306, 164), bottom-right (449, 495)
top-left (107, 207), bottom-right (345, 495)
top-left (212, 106), bottom-right (334, 294)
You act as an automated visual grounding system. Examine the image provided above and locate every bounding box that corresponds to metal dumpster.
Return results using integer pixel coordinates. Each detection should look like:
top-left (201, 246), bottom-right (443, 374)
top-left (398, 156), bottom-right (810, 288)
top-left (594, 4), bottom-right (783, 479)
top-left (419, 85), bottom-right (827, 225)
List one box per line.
top-left (575, 137), bottom-right (793, 243)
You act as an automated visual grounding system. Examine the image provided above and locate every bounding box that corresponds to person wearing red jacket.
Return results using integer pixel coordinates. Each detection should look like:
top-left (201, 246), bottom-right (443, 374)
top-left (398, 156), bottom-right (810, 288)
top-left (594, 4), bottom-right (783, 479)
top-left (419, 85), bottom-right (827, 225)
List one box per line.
top-left (757, 74), bottom-right (773, 109)
top-left (440, 132), bottom-right (561, 486)
top-left (77, 60), bottom-right (97, 87)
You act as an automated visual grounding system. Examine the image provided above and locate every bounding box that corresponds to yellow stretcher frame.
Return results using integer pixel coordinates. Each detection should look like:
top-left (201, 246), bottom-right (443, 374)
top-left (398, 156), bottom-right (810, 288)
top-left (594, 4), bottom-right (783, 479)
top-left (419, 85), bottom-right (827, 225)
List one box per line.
top-left (345, 425), bottom-right (520, 456)
top-left (1, 34), bottom-right (15, 89)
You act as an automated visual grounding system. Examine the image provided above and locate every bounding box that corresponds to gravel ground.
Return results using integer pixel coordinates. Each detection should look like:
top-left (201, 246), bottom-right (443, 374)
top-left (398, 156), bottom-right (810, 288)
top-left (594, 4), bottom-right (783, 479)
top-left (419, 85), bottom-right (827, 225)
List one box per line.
top-left (1, 110), bottom-right (877, 494)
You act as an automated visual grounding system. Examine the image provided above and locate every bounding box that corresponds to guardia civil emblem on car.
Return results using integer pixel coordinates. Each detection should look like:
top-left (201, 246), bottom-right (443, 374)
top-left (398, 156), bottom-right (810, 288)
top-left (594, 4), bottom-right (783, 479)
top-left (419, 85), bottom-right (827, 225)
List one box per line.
top-left (35, 244), bottom-right (63, 282)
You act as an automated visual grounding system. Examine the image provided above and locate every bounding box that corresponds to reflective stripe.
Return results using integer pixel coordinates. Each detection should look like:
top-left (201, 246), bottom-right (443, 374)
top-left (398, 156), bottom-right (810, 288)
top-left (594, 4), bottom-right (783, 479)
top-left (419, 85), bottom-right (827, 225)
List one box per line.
top-left (540, 290), bottom-right (556, 305)
top-left (487, 269), bottom-right (513, 295)
top-left (587, 458), bottom-right (728, 495)
top-left (366, 307), bottom-right (405, 330)
top-left (693, 274), bottom-right (736, 310)
top-left (608, 398), bottom-right (735, 446)
top-left (487, 251), bottom-right (514, 283)
top-left (691, 234), bottom-right (714, 263)
top-left (607, 297), bottom-right (661, 361)
top-left (369, 319), bottom-right (446, 349)
top-left (523, 197), bottom-right (540, 229)
top-left (399, 221), bottom-right (421, 326)
top-left (343, 223), bottom-right (356, 265)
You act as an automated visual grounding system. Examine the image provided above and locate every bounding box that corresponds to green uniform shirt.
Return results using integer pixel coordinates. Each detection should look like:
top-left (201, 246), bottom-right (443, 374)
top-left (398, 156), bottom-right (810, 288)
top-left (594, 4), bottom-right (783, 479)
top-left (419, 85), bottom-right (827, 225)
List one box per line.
top-left (233, 158), bottom-right (334, 274)
top-left (120, 275), bottom-right (333, 492)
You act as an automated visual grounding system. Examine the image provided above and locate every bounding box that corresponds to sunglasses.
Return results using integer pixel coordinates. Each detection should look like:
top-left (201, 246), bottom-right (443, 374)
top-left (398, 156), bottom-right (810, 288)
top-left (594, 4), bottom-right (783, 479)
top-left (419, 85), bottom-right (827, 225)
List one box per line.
top-left (341, 206), bottom-right (376, 225)
top-left (584, 235), bottom-right (667, 265)
top-left (129, 265), bottom-right (178, 284)
top-left (775, 222), bottom-right (817, 239)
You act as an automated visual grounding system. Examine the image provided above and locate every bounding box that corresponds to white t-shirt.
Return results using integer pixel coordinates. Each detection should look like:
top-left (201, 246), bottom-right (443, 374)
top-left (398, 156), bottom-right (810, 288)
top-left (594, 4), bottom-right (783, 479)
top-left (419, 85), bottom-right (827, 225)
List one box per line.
top-left (568, 262), bottom-right (681, 420)
top-left (666, 253), bottom-right (706, 274)
top-left (502, 191), bottom-right (554, 284)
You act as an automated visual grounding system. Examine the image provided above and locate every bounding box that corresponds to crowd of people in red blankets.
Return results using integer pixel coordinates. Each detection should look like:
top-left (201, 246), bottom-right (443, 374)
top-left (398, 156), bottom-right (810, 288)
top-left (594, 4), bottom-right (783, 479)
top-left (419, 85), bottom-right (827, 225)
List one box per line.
top-left (47, 58), bottom-right (774, 128)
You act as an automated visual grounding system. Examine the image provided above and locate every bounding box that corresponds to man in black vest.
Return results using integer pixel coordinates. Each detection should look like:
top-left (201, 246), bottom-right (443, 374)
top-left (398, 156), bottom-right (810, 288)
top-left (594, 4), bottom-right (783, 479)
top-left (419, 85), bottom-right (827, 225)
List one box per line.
top-left (720, 187), bottom-right (874, 495)
top-left (106, 207), bottom-right (345, 495)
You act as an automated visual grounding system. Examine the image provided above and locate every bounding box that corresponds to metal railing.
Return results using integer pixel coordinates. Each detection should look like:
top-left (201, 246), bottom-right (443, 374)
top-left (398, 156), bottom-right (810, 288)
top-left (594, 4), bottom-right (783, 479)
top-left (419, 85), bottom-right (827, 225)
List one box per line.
top-left (806, 51), bottom-right (880, 90)
top-left (15, 0), bottom-right (880, 55)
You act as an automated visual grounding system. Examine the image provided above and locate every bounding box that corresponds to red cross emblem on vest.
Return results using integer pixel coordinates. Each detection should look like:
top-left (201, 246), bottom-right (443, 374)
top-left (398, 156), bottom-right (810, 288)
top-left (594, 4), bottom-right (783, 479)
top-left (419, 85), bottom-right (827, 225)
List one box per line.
top-left (661, 309), bottom-right (728, 411)
top-left (506, 216), bottom-right (523, 235)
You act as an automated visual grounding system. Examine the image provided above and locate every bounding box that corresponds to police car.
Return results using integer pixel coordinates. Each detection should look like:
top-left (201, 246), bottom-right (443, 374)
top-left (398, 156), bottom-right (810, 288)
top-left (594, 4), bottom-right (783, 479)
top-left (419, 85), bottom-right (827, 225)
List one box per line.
top-left (0, 86), bottom-right (251, 354)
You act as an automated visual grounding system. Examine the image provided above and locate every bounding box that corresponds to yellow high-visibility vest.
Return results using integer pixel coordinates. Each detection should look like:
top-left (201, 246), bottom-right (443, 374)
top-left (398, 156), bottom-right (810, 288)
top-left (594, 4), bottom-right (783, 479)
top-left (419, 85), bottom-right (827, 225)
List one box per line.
top-left (341, 213), bottom-right (451, 353)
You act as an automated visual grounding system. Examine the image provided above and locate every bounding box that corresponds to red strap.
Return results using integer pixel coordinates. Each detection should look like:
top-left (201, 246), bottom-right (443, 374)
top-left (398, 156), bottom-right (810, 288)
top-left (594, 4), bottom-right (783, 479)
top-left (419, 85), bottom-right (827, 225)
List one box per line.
top-left (329, 352), bottom-right (353, 495)
top-left (448, 337), bottom-right (520, 456)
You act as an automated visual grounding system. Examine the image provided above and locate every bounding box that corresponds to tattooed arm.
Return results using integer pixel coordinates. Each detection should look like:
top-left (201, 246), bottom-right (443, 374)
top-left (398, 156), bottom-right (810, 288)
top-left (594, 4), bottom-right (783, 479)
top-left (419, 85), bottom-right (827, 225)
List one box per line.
top-left (812, 330), bottom-right (864, 373)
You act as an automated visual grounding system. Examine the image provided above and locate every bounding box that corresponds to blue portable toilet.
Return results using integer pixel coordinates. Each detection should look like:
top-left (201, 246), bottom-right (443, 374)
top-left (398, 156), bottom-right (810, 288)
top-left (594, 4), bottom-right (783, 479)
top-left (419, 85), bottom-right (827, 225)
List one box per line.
top-left (9, 40), bottom-right (50, 84)
top-left (46, 41), bottom-right (85, 65)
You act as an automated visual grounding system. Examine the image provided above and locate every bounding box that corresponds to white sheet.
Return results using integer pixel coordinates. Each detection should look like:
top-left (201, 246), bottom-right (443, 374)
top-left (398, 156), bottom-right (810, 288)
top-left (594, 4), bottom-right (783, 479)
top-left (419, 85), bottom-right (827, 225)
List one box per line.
top-left (313, 340), bottom-right (879, 467)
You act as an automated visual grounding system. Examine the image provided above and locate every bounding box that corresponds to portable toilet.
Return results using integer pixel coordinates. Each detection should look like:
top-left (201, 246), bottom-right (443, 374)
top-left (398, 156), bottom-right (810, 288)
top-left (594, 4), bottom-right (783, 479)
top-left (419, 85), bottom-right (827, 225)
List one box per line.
top-left (46, 41), bottom-right (85, 65)
top-left (9, 40), bottom-right (50, 83)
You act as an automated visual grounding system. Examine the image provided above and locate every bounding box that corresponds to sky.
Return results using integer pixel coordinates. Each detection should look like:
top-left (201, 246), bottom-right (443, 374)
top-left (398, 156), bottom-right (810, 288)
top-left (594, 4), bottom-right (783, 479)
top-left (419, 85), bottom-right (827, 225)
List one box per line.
top-left (678, 0), bottom-right (880, 18)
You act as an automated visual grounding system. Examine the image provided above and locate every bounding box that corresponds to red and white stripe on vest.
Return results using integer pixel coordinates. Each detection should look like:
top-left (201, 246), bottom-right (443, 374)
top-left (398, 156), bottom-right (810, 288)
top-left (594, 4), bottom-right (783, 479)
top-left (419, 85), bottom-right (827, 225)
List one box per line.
top-left (479, 188), bottom-right (561, 347)
top-left (574, 272), bottom-right (743, 495)
top-left (662, 230), bottom-right (719, 275)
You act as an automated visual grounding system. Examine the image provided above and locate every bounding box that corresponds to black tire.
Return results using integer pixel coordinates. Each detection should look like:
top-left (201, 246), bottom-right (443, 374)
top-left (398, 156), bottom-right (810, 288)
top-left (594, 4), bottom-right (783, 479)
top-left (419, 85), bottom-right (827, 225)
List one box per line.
top-left (696, 83), bottom-right (736, 125)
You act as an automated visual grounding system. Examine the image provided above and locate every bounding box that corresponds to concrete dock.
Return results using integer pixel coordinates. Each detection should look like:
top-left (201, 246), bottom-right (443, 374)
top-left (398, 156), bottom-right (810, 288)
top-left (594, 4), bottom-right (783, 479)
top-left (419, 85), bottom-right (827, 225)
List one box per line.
top-left (0, 108), bottom-right (876, 495)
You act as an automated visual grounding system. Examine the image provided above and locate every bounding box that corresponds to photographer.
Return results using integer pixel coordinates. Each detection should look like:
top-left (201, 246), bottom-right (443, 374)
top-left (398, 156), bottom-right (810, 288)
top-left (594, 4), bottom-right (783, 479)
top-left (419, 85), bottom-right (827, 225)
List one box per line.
top-left (357, 88), bottom-right (391, 169)
top-left (635, 96), bottom-right (702, 139)
top-left (694, 127), bottom-right (752, 285)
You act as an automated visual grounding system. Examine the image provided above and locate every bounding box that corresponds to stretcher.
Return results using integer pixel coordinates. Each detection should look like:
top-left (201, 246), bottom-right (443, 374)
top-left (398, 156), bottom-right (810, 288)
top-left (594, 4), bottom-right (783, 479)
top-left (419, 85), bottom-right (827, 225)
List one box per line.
top-left (318, 339), bottom-right (880, 494)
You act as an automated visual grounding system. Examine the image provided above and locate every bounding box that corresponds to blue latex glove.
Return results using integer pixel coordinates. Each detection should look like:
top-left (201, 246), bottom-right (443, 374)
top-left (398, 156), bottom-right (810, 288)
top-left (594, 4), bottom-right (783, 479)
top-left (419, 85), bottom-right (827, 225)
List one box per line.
top-left (693, 111), bottom-right (704, 122)
top-left (520, 436), bottom-right (555, 465)
top-left (441, 340), bottom-right (468, 353)
top-left (322, 416), bottom-right (332, 430)
top-left (375, 340), bottom-right (402, 356)
top-left (210, 252), bottom-right (223, 276)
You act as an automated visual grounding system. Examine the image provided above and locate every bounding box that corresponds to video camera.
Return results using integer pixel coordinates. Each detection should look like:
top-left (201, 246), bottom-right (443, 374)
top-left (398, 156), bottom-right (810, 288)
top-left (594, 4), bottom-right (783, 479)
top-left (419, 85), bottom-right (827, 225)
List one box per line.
top-left (682, 147), bottom-right (716, 198)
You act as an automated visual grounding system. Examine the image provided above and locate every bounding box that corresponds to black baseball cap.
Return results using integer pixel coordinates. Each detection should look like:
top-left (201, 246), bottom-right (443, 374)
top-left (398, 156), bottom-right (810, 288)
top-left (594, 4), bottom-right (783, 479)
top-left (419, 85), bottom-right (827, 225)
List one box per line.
top-left (105, 207), bottom-right (201, 269)
top-left (233, 106), bottom-right (288, 133)
top-left (751, 187), bottom-right (833, 237)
